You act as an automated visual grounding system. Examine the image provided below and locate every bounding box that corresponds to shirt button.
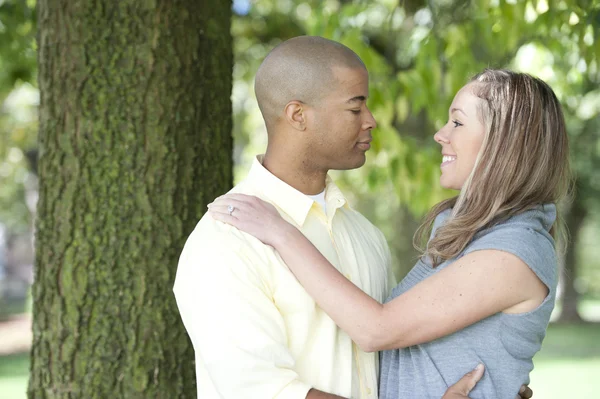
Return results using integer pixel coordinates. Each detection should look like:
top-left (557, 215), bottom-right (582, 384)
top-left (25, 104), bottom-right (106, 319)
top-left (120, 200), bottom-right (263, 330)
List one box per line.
top-left (367, 388), bottom-right (372, 395)
top-left (344, 273), bottom-right (351, 279)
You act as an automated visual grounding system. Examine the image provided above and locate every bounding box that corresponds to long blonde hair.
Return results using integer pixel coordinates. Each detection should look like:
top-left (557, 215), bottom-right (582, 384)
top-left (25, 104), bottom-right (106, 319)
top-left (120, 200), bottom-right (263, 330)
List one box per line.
top-left (414, 69), bottom-right (571, 266)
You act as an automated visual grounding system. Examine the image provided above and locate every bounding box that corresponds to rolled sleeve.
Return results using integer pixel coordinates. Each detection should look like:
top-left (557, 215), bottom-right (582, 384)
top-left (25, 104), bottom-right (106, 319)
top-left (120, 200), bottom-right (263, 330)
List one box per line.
top-left (173, 234), bottom-right (311, 399)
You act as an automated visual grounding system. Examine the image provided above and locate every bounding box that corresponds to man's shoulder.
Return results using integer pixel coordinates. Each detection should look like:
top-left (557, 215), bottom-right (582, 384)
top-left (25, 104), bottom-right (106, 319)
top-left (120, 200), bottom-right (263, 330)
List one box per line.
top-left (175, 214), bottom-right (273, 287)
top-left (180, 186), bottom-right (273, 263)
top-left (185, 180), bottom-right (261, 244)
top-left (183, 212), bottom-right (252, 255)
top-left (342, 206), bottom-right (386, 236)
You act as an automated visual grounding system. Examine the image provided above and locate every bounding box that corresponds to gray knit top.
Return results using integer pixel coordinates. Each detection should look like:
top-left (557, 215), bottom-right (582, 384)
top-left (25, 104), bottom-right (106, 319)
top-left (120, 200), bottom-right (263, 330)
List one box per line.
top-left (379, 204), bottom-right (557, 399)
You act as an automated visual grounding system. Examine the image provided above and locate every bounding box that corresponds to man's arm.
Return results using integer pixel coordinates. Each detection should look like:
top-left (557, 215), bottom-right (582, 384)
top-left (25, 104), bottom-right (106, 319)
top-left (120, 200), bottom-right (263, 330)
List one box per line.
top-left (173, 235), bottom-right (314, 399)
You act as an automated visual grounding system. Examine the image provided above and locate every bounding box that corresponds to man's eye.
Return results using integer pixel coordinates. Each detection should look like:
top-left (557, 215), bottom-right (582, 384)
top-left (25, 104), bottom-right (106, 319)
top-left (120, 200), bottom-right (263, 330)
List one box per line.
top-left (350, 109), bottom-right (361, 114)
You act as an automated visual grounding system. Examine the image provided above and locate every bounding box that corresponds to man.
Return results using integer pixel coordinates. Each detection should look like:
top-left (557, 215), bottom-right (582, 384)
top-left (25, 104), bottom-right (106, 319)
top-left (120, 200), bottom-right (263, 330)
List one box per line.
top-left (173, 36), bottom-right (531, 399)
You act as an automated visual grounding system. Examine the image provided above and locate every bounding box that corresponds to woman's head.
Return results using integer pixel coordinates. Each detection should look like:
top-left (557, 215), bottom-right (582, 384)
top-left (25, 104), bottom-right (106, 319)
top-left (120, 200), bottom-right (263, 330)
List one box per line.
top-left (433, 84), bottom-right (486, 191)
top-left (417, 69), bottom-right (571, 265)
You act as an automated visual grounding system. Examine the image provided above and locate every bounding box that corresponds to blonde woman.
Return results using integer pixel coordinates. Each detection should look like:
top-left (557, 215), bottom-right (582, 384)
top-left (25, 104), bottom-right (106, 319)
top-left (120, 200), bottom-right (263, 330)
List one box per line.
top-left (209, 69), bottom-right (570, 398)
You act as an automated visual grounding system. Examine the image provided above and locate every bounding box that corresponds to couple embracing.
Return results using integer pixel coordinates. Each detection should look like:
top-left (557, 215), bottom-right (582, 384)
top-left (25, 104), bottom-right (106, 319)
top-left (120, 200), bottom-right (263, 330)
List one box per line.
top-left (174, 36), bottom-right (569, 399)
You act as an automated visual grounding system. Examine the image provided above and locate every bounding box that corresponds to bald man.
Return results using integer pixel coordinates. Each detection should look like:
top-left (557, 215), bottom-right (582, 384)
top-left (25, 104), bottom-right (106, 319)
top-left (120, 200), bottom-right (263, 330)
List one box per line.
top-left (173, 36), bottom-right (505, 399)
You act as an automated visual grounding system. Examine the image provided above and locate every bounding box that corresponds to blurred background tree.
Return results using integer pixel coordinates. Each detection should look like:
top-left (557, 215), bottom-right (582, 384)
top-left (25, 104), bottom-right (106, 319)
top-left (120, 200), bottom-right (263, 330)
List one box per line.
top-left (2, 0), bottom-right (598, 323)
top-left (229, 0), bottom-right (600, 323)
top-left (0, 0), bottom-right (37, 234)
top-left (0, 0), bottom-right (599, 398)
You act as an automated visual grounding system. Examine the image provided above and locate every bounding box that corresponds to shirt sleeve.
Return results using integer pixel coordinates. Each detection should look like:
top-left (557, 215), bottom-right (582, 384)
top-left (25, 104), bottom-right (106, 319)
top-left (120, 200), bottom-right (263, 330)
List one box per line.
top-left (462, 216), bottom-right (557, 293)
top-left (173, 233), bottom-right (312, 399)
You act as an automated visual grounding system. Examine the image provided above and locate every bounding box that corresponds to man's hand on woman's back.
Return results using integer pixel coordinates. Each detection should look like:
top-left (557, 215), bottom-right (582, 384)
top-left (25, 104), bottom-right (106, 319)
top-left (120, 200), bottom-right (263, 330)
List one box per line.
top-left (441, 365), bottom-right (533, 399)
top-left (441, 364), bottom-right (485, 399)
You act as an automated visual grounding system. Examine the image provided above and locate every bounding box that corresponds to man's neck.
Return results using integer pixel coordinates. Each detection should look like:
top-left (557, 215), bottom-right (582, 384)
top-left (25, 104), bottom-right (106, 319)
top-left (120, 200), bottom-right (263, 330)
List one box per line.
top-left (262, 150), bottom-right (327, 196)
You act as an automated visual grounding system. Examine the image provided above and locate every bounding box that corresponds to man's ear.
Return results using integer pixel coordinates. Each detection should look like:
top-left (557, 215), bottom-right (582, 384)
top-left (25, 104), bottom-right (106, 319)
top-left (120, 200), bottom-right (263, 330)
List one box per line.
top-left (284, 101), bottom-right (307, 131)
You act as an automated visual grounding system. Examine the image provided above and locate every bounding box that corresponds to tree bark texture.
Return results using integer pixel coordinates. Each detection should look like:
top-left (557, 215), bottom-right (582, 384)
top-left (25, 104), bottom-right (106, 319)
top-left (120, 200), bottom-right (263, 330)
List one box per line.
top-left (30, 1), bottom-right (233, 397)
top-left (559, 187), bottom-right (586, 323)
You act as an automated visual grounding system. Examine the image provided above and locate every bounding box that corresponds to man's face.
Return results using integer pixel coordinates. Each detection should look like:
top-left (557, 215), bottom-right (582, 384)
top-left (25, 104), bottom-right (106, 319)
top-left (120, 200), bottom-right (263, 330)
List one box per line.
top-left (307, 66), bottom-right (377, 171)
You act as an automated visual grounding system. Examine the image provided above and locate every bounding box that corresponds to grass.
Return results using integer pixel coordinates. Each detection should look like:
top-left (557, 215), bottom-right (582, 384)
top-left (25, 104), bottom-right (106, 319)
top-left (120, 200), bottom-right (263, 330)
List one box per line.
top-left (1, 314), bottom-right (599, 398)
top-left (529, 323), bottom-right (600, 398)
top-left (0, 353), bottom-right (28, 399)
top-left (530, 297), bottom-right (600, 397)
top-left (0, 300), bottom-right (27, 321)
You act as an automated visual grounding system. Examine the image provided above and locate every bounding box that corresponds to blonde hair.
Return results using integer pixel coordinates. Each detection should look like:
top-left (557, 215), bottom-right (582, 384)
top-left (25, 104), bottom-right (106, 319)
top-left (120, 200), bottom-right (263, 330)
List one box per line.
top-left (414, 69), bottom-right (571, 266)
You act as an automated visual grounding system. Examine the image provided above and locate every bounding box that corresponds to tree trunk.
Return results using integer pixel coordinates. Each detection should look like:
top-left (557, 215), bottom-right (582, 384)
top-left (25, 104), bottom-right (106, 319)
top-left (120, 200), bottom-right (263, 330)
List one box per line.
top-left (29, 1), bottom-right (233, 398)
top-left (558, 185), bottom-right (586, 323)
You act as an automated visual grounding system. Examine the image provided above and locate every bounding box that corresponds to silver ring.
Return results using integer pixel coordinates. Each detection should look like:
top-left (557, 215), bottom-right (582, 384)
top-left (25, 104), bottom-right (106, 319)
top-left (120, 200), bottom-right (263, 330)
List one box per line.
top-left (227, 205), bottom-right (235, 216)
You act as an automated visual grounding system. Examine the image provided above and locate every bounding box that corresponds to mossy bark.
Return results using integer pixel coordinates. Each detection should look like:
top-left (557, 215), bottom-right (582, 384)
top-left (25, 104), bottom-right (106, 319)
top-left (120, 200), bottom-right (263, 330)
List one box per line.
top-left (559, 190), bottom-right (585, 323)
top-left (29, 1), bottom-right (233, 397)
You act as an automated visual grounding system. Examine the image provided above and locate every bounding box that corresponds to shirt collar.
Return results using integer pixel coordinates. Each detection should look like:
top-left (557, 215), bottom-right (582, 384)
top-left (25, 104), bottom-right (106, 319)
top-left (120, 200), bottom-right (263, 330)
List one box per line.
top-left (246, 155), bottom-right (349, 227)
top-left (324, 175), bottom-right (349, 218)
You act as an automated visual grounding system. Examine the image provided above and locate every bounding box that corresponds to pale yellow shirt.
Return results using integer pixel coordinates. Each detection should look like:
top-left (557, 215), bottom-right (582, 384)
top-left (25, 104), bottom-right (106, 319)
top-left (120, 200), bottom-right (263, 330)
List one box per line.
top-left (173, 156), bottom-right (395, 399)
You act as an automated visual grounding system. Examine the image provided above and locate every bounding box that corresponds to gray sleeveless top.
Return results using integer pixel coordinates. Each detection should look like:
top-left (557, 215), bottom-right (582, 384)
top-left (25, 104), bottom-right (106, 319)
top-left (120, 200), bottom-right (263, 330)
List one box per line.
top-left (379, 204), bottom-right (557, 399)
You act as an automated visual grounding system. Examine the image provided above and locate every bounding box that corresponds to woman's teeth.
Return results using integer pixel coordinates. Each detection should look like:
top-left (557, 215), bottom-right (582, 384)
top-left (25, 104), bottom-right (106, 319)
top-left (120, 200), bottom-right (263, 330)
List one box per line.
top-left (442, 155), bottom-right (456, 163)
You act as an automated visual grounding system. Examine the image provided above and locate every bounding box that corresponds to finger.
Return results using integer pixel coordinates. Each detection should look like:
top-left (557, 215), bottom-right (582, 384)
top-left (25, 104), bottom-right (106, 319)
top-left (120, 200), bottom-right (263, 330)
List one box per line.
top-left (224, 193), bottom-right (262, 202)
top-left (518, 385), bottom-right (533, 399)
top-left (208, 209), bottom-right (241, 227)
top-left (216, 194), bottom-right (272, 213)
top-left (208, 202), bottom-right (254, 220)
top-left (208, 198), bottom-right (250, 213)
top-left (214, 193), bottom-right (259, 206)
top-left (455, 364), bottom-right (485, 395)
top-left (464, 364), bottom-right (485, 394)
top-left (207, 205), bottom-right (239, 218)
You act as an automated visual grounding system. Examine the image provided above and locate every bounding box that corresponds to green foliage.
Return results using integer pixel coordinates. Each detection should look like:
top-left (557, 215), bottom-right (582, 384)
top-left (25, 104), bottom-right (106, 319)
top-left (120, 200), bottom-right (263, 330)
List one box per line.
top-left (0, 1), bottom-right (37, 232)
top-left (0, 0), bottom-right (599, 278)
top-left (0, 0), bottom-right (36, 96)
top-left (0, 353), bottom-right (29, 399)
top-left (233, 0), bottom-right (600, 211)
top-left (0, 84), bottom-right (37, 232)
top-left (231, 0), bottom-right (600, 280)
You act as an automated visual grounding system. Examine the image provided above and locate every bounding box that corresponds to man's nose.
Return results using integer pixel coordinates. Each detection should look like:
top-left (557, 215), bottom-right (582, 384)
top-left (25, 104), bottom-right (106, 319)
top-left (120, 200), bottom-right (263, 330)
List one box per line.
top-left (364, 108), bottom-right (377, 130)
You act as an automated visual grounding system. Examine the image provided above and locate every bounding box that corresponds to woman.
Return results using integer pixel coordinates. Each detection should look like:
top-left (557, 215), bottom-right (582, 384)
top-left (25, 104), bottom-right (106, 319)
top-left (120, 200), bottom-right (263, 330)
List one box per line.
top-left (208, 69), bottom-right (570, 398)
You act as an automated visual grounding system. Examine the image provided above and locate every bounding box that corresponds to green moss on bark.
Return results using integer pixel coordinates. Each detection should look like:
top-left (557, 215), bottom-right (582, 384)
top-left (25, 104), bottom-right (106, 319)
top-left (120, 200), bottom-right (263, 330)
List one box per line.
top-left (29, 1), bottom-right (233, 397)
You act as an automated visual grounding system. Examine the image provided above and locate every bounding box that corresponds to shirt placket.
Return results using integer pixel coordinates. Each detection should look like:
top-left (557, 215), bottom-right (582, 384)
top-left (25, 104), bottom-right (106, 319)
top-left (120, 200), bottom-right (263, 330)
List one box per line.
top-left (324, 205), bottom-right (371, 399)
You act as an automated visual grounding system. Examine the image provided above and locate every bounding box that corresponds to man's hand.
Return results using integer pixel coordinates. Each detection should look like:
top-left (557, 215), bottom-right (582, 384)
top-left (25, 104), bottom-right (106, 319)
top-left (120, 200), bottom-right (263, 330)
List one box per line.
top-left (306, 388), bottom-right (347, 399)
top-left (517, 385), bottom-right (533, 399)
top-left (441, 364), bottom-right (534, 399)
top-left (441, 364), bottom-right (485, 399)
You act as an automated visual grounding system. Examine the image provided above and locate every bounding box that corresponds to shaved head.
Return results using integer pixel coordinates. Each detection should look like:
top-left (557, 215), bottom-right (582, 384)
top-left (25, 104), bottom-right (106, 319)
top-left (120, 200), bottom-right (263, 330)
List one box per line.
top-left (255, 36), bottom-right (366, 129)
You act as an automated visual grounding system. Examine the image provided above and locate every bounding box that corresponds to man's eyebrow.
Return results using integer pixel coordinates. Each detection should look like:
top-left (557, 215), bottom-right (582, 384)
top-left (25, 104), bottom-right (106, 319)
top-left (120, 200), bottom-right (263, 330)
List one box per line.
top-left (346, 95), bottom-right (367, 104)
top-left (451, 107), bottom-right (468, 117)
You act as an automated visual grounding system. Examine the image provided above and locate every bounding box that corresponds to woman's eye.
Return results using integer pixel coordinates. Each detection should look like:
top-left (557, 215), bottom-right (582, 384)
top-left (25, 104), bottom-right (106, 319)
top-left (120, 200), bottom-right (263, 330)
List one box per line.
top-left (452, 120), bottom-right (463, 128)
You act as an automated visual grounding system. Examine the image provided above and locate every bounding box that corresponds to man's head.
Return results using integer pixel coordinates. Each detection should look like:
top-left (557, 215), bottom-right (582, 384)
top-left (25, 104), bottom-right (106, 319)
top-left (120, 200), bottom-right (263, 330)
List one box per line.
top-left (256, 36), bottom-right (376, 171)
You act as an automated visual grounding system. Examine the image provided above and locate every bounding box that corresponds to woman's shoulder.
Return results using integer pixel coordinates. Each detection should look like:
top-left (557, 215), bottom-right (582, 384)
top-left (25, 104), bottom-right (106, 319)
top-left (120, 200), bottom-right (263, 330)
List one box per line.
top-left (472, 203), bottom-right (556, 246)
top-left (463, 203), bottom-right (559, 289)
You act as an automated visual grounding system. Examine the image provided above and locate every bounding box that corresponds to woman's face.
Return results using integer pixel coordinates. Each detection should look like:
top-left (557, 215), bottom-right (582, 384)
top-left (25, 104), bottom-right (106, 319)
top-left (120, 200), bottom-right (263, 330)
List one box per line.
top-left (434, 84), bottom-right (487, 190)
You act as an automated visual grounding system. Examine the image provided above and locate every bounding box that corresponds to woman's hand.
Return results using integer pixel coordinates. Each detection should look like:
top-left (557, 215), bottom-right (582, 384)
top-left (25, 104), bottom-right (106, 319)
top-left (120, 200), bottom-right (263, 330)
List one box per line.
top-left (208, 193), bottom-right (295, 247)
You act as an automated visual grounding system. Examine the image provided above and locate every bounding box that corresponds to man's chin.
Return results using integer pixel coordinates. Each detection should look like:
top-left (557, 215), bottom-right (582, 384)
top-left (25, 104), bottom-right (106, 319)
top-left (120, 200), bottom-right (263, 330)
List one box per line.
top-left (332, 155), bottom-right (367, 171)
